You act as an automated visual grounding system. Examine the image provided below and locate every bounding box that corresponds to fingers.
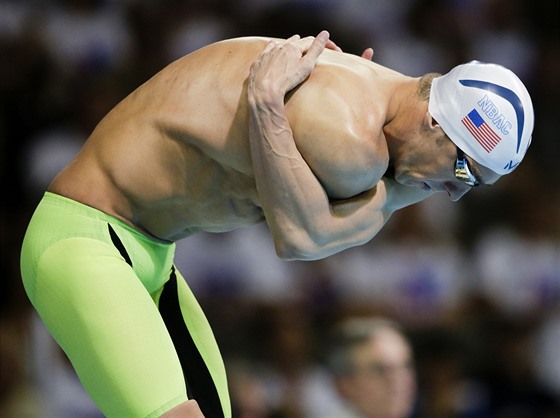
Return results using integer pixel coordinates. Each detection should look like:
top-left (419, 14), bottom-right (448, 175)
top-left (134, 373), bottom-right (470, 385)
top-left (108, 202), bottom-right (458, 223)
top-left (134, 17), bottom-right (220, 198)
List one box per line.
top-left (361, 47), bottom-right (374, 61)
top-left (325, 39), bottom-right (342, 52)
top-left (263, 34), bottom-right (302, 54)
top-left (300, 30), bottom-right (329, 68)
top-left (249, 31), bottom-right (329, 95)
top-left (286, 34), bottom-right (301, 42)
top-left (262, 38), bottom-right (281, 55)
top-left (276, 32), bottom-right (371, 63)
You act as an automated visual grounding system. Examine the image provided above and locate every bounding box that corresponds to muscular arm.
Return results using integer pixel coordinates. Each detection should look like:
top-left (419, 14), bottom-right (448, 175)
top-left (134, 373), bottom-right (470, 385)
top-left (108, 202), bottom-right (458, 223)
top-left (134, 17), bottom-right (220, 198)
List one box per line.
top-left (248, 33), bottom-right (395, 260)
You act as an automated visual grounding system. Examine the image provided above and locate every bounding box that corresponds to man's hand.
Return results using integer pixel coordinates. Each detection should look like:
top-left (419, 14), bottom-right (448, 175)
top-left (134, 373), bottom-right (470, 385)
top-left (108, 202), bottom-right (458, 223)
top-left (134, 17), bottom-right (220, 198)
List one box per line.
top-left (249, 30), bottom-right (374, 101)
top-left (249, 31), bottom-right (331, 98)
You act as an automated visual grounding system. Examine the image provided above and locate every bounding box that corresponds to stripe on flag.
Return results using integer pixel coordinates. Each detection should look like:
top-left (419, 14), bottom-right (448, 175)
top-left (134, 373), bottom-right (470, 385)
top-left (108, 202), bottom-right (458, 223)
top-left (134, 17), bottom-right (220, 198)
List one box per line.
top-left (461, 109), bottom-right (502, 153)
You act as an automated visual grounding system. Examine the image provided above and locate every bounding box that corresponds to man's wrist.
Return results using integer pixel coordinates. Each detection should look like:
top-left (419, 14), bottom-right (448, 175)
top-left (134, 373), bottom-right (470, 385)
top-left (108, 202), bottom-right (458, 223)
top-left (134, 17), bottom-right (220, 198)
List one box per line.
top-left (248, 84), bottom-right (285, 112)
top-left (248, 86), bottom-right (284, 107)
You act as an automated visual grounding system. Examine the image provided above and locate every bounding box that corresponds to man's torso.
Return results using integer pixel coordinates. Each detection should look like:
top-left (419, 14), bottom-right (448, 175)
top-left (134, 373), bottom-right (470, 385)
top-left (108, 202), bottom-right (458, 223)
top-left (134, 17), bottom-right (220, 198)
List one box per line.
top-left (49, 37), bottom-right (404, 242)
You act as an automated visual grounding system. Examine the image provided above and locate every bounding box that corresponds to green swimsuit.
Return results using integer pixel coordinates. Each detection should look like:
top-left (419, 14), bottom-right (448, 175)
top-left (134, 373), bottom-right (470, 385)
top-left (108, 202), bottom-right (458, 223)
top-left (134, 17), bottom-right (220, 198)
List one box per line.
top-left (20, 192), bottom-right (231, 418)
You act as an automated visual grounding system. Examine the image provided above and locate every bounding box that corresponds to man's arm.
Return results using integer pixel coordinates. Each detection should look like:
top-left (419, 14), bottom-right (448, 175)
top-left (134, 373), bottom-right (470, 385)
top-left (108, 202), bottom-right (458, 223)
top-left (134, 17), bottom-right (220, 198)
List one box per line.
top-left (248, 32), bottom-right (396, 260)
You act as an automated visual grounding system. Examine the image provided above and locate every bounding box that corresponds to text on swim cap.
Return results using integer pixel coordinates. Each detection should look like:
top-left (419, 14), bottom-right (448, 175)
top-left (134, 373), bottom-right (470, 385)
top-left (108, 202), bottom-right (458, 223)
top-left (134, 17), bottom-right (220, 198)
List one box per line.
top-left (459, 79), bottom-right (525, 154)
top-left (477, 95), bottom-right (512, 135)
top-left (503, 160), bottom-right (520, 171)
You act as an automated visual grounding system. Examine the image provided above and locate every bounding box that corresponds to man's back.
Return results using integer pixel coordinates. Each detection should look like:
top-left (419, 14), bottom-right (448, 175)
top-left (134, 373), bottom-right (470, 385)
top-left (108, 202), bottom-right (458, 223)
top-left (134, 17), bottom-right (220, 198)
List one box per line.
top-left (49, 37), bottom-right (402, 242)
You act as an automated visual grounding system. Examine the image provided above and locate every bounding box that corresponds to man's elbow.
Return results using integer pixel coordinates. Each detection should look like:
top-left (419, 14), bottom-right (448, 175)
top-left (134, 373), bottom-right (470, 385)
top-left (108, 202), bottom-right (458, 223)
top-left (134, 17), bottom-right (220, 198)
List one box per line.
top-left (273, 235), bottom-right (323, 261)
top-left (274, 242), bottom-right (315, 261)
top-left (274, 226), bottom-right (375, 261)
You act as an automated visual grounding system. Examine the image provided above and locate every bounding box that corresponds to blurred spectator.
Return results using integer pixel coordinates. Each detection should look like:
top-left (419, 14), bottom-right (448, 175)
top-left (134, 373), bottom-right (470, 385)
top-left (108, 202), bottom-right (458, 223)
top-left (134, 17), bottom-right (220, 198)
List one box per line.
top-left (482, 316), bottom-right (560, 417)
top-left (162, 0), bottom-right (237, 61)
top-left (27, 314), bottom-right (104, 418)
top-left (0, 313), bottom-right (41, 418)
top-left (319, 202), bottom-right (468, 325)
top-left (174, 224), bottom-right (297, 301)
top-left (533, 312), bottom-right (560, 399)
top-left (37, 0), bottom-right (133, 75)
top-left (20, 126), bottom-right (84, 197)
top-left (228, 358), bottom-right (272, 418)
top-left (321, 316), bottom-right (417, 418)
top-left (258, 304), bottom-right (321, 417)
top-left (470, 0), bottom-right (537, 81)
top-left (474, 227), bottom-right (560, 315)
top-left (413, 326), bottom-right (491, 418)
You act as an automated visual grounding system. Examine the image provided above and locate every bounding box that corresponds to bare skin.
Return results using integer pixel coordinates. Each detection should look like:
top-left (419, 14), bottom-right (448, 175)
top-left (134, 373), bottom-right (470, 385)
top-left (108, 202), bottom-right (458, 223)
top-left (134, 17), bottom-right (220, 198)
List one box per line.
top-left (43, 33), bottom-right (502, 417)
top-left (49, 32), bottom-right (498, 261)
top-left (49, 34), bottom-right (386, 246)
top-left (160, 400), bottom-right (204, 418)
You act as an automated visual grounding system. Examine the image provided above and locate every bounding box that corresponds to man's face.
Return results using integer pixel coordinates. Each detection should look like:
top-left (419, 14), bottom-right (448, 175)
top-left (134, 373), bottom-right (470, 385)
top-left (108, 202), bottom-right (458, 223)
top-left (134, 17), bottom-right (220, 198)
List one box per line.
top-left (337, 329), bottom-right (416, 418)
top-left (393, 126), bottom-right (501, 201)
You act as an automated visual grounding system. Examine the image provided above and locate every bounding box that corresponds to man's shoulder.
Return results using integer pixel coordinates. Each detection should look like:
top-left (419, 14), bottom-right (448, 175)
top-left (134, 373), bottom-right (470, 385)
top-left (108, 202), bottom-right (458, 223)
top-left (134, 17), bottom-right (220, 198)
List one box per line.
top-left (294, 118), bottom-right (388, 199)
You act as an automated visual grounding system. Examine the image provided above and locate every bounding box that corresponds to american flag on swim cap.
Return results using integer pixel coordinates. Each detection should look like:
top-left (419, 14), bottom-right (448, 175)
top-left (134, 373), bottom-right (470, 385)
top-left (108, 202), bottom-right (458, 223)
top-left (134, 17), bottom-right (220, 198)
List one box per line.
top-left (461, 109), bottom-right (502, 153)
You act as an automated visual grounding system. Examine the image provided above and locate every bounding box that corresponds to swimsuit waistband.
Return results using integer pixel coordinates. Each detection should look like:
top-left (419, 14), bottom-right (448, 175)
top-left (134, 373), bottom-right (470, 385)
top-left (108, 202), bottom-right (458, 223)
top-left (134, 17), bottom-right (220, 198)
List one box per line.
top-left (42, 192), bottom-right (173, 248)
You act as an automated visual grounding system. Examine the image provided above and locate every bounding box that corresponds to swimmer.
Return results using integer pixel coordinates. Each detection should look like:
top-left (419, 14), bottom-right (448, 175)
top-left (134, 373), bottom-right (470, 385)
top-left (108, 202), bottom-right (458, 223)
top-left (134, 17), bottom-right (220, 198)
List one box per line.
top-left (20, 31), bottom-right (534, 417)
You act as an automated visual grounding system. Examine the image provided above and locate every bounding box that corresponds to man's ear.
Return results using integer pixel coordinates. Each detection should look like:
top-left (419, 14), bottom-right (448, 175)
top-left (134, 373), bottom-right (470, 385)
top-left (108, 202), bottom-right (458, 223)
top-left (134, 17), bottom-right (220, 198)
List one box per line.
top-left (424, 111), bottom-right (440, 130)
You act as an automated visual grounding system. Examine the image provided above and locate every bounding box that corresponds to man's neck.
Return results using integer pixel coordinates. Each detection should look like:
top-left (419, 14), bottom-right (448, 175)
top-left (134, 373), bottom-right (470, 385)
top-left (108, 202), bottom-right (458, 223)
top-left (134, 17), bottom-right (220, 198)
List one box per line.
top-left (383, 77), bottom-right (422, 160)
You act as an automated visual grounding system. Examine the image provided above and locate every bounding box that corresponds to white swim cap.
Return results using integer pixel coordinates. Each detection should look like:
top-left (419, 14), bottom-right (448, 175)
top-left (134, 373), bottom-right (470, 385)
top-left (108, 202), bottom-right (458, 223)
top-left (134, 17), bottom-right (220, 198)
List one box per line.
top-left (429, 61), bottom-right (534, 175)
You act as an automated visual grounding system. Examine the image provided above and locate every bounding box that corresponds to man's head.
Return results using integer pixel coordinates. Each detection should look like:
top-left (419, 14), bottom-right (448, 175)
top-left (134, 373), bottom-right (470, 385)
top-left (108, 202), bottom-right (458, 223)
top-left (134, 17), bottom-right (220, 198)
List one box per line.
top-left (386, 61), bottom-right (533, 201)
top-left (429, 61), bottom-right (534, 175)
top-left (327, 317), bottom-right (416, 418)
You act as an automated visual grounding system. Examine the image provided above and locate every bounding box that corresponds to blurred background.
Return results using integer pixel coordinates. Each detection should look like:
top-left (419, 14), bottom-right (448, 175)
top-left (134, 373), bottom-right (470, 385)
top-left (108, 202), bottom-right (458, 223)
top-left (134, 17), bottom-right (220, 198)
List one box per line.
top-left (1, 0), bottom-right (559, 417)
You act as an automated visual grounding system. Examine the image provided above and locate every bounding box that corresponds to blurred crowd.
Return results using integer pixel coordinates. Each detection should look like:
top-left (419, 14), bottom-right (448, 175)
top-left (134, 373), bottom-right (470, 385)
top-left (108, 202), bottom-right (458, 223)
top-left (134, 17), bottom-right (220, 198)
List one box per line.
top-left (1, 0), bottom-right (559, 417)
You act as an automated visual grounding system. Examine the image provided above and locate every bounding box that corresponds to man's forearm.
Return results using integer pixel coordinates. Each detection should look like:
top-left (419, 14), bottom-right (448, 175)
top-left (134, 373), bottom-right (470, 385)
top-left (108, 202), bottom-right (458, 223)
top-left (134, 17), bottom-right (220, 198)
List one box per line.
top-left (383, 177), bottom-right (434, 212)
top-left (248, 86), bottom-right (329, 259)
